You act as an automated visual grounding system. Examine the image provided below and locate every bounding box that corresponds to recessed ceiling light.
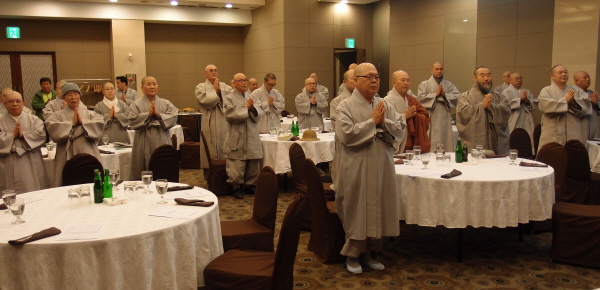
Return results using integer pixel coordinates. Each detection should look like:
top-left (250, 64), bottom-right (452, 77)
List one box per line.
top-left (109, 0), bottom-right (118, 2)
top-left (342, 0), bottom-right (348, 3)
top-left (170, 0), bottom-right (178, 5)
top-left (225, 3), bottom-right (233, 8)
top-left (463, 19), bottom-right (468, 22)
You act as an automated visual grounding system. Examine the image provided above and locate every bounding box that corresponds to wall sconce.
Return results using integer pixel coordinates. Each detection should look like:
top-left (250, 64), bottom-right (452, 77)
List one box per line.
top-left (128, 53), bottom-right (133, 61)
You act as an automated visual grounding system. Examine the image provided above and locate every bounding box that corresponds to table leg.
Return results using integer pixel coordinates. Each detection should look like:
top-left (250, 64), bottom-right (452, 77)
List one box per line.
top-left (457, 228), bottom-right (463, 263)
top-left (518, 223), bottom-right (524, 242)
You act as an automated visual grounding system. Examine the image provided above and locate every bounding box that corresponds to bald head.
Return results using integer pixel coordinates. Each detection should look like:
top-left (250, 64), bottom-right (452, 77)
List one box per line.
top-left (5, 91), bottom-right (24, 117)
top-left (348, 63), bottom-right (358, 70)
top-left (248, 78), bottom-right (259, 92)
top-left (392, 70), bottom-right (411, 96)
top-left (353, 63), bottom-right (380, 100)
top-left (232, 73), bottom-right (247, 93)
top-left (502, 71), bottom-right (512, 85)
top-left (56, 80), bottom-right (66, 99)
top-left (574, 71), bottom-right (591, 91)
top-left (431, 62), bottom-right (444, 78)
top-left (304, 77), bottom-right (317, 93)
top-left (309, 73), bottom-right (319, 84)
top-left (204, 64), bottom-right (218, 82)
top-left (1, 88), bottom-right (13, 103)
top-left (509, 72), bottom-right (523, 90)
top-left (343, 69), bottom-right (356, 92)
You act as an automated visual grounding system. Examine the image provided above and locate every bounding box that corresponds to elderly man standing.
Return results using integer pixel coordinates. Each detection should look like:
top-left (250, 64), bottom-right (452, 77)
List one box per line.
top-left (336, 63), bottom-right (405, 274)
top-left (494, 71), bottom-right (512, 94)
top-left (247, 78), bottom-right (259, 94)
top-left (224, 73), bottom-right (264, 199)
top-left (338, 63), bottom-right (358, 95)
top-left (574, 71), bottom-right (600, 139)
top-left (417, 62), bottom-right (460, 151)
top-left (296, 77), bottom-right (328, 129)
top-left (330, 69), bottom-right (355, 186)
top-left (502, 72), bottom-right (536, 146)
top-left (32, 77), bottom-right (57, 121)
top-left (46, 83), bottom-right (104, 187)
top-left (386, 70), bottom-right (430, 154)
top-left (457, 67), bottom-right (511, 155)
top-left (42, 80), bottom-right (67, 121)
top-left (116, 76), bottom-right (137, 105)
top-left (0, 91), bottom-right (49, 193)
top-left (128, 76), bottom-right (178, 180)
top-left (538, 65), bottom-right (592, 148)
top-left (195, 64), bottom-right (234, 176)
top-left (1, 88), bottom-right (32, 117)
top-left (251, 73), bottom-right (284, 132)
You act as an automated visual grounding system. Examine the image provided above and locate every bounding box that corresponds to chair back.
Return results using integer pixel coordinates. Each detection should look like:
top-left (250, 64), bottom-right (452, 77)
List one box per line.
top-left (62, 153), bottom-right (103, 186)
top-left (536, 142), bottom-right (567, 196)
top-left (281, 110), bottom-right (290, 117)
top-left (200, 130), bottom-right (232, 195)
top-left (149, 144), bottom-right (180, 182)
top-left (288, 143), bottom-right (308, 196)
top-left (181, 115), bottom-right (197, 142)
top-left (252, 166), bottom-right (279, 231)
top-left (533, 124), bottom-right (542, 154)
top-left (200, 130), bottom-right (213, 164)
top-left (509, 128), bottom-right (533, 159)
top-left (561, 139), bottom-right (591, 204)
top-left (272, 192), bottom-right (304, 290)
top-left (171, 134), bottom-right (177, 148)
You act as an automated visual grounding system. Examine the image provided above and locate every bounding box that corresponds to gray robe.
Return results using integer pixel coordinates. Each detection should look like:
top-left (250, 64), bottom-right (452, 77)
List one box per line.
top-left (94, 100), bottom-right (130, 144)
top-left (46, 106), bottom-right (104, 187)
top-left (335, 90), bottom-right (406, 241)
top-left (494, 82), bottom-right (509, 95)
top-left (195, 79), bottom-right (234, 169)
top-left (223, 90), bottom-right (264, 160)
top-left (251, 85), bottom-right (284, 132)
top-left (42, 98), bottom-right (86, 122)
top-left (385, 89), bottom-right (414, 154)
top-left (456, 84), bottom-right (511, 155)
top-left (417, 75), bottom-right (460, 150)
top-left (538, 82), bottom-right (592, 148)
top-left (0, 103), bottom-right (32, 117)
top-left (0, 112), bottom-right (49, 193)
top-left (295, 88), bottom-right (328, 129)
top-left (118, 88), bottom-right (137, 105)
top-left (317, 84), bottom-right (329, 117)
top-left (502, 84), bottom-right (537, 147)
top-left (330, 88), bottom-right (352, 131)
top-left (127, 95), bottom-right (178, 180)
top-left (579, 88), bottom-right (600, 139)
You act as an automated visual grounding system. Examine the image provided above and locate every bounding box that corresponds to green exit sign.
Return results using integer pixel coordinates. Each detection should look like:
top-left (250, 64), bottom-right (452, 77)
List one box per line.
top-left (345, 38), bottom-right (355, 49)
top-left (6, 27), bottom-right (20, 39)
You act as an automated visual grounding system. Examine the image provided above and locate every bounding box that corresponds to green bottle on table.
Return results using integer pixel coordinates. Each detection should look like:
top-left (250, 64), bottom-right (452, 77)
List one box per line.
top-left (103, 169), bottom-right (112, 199)
top-left (455, 135), bottom-right (463, 163)
top-left (93, 169), bottom-right (104, 203)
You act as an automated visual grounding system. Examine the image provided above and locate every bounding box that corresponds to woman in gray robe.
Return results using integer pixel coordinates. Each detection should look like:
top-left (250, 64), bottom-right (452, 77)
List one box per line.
top-left (94, 82), bottom-right (130, 144)
top-left (46, 83), bottom-right (104, 187)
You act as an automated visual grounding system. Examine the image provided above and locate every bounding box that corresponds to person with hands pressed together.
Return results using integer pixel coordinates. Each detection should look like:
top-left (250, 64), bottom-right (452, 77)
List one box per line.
top-left (335, 63), bottom-right (406, 275)
top-left (45, 83), bottom-right (104, 187)
top-left (296, 77), bottom-right (328, 129)
top-left (116, 76), bottom-right (138, 105)
top-left (573, 71), bottom-right (600, 139)
top-left (501, 72), bottom-right (536, 147)
top-left (94, 82), bottom-right (130, 144)
top-left (0, 91), bottom-right (49, 192)
top-left (251, 73), bottom-right (284, 132)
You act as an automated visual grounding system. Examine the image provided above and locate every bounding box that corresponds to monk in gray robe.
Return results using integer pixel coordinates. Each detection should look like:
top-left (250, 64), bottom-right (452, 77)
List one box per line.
top-left (128, 76), bottom-right (178, 180)
top-left (538, 65), bottom-right (592, 148)
top-left (0, 91), bottom-right (49, 193)
top-left (502, 72), bottom-right (537, 147)
top-left (493, 70), bottom-right (512, 94)
top-left (116, 75), bottom-right (137, 105)
top-left (2, 88), bottom-right (32, 117)
top-left (296, 77), bottom-right (328, 129)
top-left (43, 80), bottom-right (86, 122)
top-left (94, 82), bottom-right (130, 144)
top-left (309, 73), bottom-right (330, 103)
top-left (195, 64), bottom-right (234, 173)
top-left (251, 73), bottom-right (284, 132)
top-left (574, 71), bottom-right (600, 139)
top-left (223, 73), bottom-right (264, 199)
top-left (330, 69), bottom-right (355, 186)
top-left (457, 67), bottom-right (511, 155)
top-left (336, 63), bottom-right (406, 274)
top-left (46, 83), bottom-right (104, 187)
top-left (417, 62), bottom-right (460, 151)
top-left (247, 78), bottom-right (259, 93)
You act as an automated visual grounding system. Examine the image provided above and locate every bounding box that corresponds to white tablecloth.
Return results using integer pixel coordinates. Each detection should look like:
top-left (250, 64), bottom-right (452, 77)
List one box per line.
top-left (586, 140), bottom-right (600, 173)
top-left (0, 183), bottom-right (223, 289)
top-left (395, 154), bottom-right (555, 228)
top-left (280, 118), bottom-right (332, 132)
top-left (43, 145), bottom-right (133, 181)
top-left (260, 133), bottom-right (335, 174)
top-left (127, 124), bottom-right (185, 150)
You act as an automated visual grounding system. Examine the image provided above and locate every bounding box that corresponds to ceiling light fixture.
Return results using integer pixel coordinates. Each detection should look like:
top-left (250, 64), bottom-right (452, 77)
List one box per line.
top-left (342, 0), bottom-right (348, 3)
top-left (109, 0), bottom-right (118, 2)
top-left (225, 3), bottom-right (233, 8)
top-left (463, 19), bottom-right (468, 22)
top-left (170, 0), bottom-right (178, 5)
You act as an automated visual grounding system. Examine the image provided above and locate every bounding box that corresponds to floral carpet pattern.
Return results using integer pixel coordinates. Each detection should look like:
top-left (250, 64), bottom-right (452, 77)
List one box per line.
top-left (180, 169), bottom-right (600, 290)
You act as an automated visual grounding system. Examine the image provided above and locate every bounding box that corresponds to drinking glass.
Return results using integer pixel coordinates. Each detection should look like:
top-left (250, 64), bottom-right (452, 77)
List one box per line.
top-left (470, 149), bottom-right (480, 164)
top-left (438, 143), bottom-right (445, 154)
top-left (329, 125), bottom-right (335, 137)
top-left (135, 182), bottom-right (146, 198)
top-left (110, 169), bottom-right (120, 192)
top-left (413, 146), bottom-right (421, 160)
top-left (142, 171), bottom-right (153, 193)
top-left (10, 198), bottom-right (25, 224)
top-left (2, 190), bottom-right (16, 214)
top-left (405, 150), bottom-right (414, 165)
top-left (79, 185), bottom-right (91, 206)
top-left (421, 153), bottom-right (430, 169)
top-left (46, 142), bottom-right (55, 152)
top-left (269, 125), bottom-right (277, 136)
top-left (124, 183), bottom-right (135, 199)
top-left (102, 135), bottom-right (109, 147)
top-left (68, 188), bottom-right (80, 209)
top-left (509, 149), bottom-right (518, 165)
top-left (155, 179), bottom-right (169, 204)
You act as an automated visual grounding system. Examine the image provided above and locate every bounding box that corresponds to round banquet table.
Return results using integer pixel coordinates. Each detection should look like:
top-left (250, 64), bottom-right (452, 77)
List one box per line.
top-left (395, 154), bottom-right (555, 228)
top-left (0, 183), bottom-right (223, 289)
top-left (127, 124), bottom-right (185, 150)
top-left (586, 140), bottom-right (600, 173)
top-left (260, 133), bottom-right (335, 174)
top-left (280, 117), bottom-right (332, 132)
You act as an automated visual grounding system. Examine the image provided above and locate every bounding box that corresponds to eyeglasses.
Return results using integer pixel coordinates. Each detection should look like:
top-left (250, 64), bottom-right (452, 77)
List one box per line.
top-left (356, 75), bottom-right (381, 81)
top-left (64, 92), bottom-right (81, 99)
top-left (234, 79), bottom-right (247, 83)
top-left (265, 82), bottom-right (276, 87)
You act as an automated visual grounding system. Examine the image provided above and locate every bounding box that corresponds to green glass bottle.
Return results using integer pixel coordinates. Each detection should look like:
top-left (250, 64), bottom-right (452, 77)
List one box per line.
top-left (103, 169), bottom-right (113, 198)
top-left (93, 169), bottom-right (104, 203)
top-left (292, 121), bottom-right (298, 136)
top-left (455, 135), bottom-right (463, 163)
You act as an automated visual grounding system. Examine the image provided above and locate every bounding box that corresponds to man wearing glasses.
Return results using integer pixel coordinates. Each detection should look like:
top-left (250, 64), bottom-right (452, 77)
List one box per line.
top-left (223, 73), bottom-right (264, 199)
top-left (296, 77), bottom-right (328, 129)
top-left (251, 73), bottom-right (285, 132)
top-left (1, 88), bottom-right (32, 117)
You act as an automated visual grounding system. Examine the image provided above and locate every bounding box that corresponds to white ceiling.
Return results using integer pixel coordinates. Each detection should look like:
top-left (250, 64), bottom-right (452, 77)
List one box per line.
top-left (19, 0), bottom-right (265, 10)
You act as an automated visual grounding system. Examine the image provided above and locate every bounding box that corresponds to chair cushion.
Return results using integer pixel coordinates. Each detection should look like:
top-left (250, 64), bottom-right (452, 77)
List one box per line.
top-left (204, 249), bottom-right (275, 290)
top-left (221, 219), bottom-right (274, 252)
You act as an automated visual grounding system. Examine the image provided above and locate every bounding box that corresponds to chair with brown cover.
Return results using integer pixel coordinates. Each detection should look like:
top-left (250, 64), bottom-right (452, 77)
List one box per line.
top-left (304, 158), bottom-right (346, 264)
top-left (221, 166), bottom-right (279, 252)
top-left (552, 202), bottom-right (600, 268)
top-left (62, 153), bottom-right (104, 186)
top-left (148, 144), bottom-right (179, 182)
top-left (509, 128), bottom-right (534, 159)
top-left (171, 134), bottom-right (177, 148)
top-left (281, 110), bottom-right (290, 117)
top-left (562, 139), bottom-right (591, 204)
top-left (533, 124), bottom-right (541, 155)
top-left (200, 130), bottom-right (232, 195)
top-left (180, 115), bottom-right (197, 142)
top-left (203, 190), bottom-right (304, 290)
top-left (536, 142), bottom-right (568, 199)
top-left (289, 143), bottom-right (335, 230)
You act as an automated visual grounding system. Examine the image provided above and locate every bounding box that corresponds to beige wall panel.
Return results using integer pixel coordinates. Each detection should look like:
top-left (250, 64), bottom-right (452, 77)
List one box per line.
top-left (250, 5), bottom-right (267, 31)
top-left (284, 47), bottom-right (312, 72)
top-left (83, 32), bottom-right (110, 53)
top-left (242, 28), bottom-right (261, 53)
top-left (476, 35), bottom-right (516, 68)
top-left (389, 45), bottom-right (415, 71)
top-left (284, 0), bottom-right (309, 24)
top-left (246, 50), bottom-right (273, 75)
top-left (309, 1), bottom-right (334, 25)
top-left (198, 31), bottom-right (229, 53)
top-left (446, 0), bottom-right (478, 14)
top-left (14, 28), bottom-right (57, 52)
top-left (310, 24), bottom-right (334, 48)
top-left (218, 31), bottom-right (244, 54)
top-left (145, 30), bottom-right (170, 53)
top-left (83, 51), bottom-right (111, 76)
top-left (56, 51), bottom-right (86, 76)
top-left (309, 47), bottom-right (334, 72)
top-left (53, 30), bottom-right (84, 52)
top-left (516, 32), bottom-right (553, 67)
top-left (414, 43), bottom-right (443, 70)
top-left (365, 25), bottom-right (374, 63)
top-left (334, 4), bottom-right (367, 26)
top-left (272, 23), bottom-right (285, 48)
top-left (220, 53), bottom-right (245, 77)
top-left (333, 25), bottom-right (366, 49)
top-left (168, 31), bottom-right (197, 53)
top-left (410, 69), bottom-right (433, 93)
top-left (390, 21), bottom-right (415, 47)
top-left (150, 74), bottom-right (172, 98)
top-left (147, 52), bottom-right (171, 75)
top-left (478, 0), bottom-right (517, 9)
top-left (269, 0), bottom-right (285, 25)
top-left (171, 73), bottom-right (198, 107)
top-left (284, 23), bottom-right (311, 48)
top-left (170, 52), bottom-right (197, 75)
top-left (478, 4), bottom-right (517, 38)
top-left (411, 0), bottom-right (446, 19)
top-left (517, 0), bottom-right (554, 34)
top-left (390, 0), bottom-right (416, 22)
top-left (414, 16), bottom-right (445, 44)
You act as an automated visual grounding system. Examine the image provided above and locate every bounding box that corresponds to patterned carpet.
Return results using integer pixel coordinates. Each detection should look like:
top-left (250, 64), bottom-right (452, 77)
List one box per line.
top-left (180, 169), bottom-right (600, 290)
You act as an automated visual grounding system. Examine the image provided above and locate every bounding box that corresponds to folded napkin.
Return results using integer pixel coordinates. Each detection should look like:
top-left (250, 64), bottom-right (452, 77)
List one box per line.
top-left (8, 227), bottom-right (61, 245)
top-left (519, 161), bottom-right (548, 168)
top-left (167, 185), bottom-right (194, 192)
top-left (485, 154), bottom-right (507, 158)
top-left (0, 204), bottom-right (6, 210)
top-left (321, 131), bottom-right (330, 133)
top-left (104, 197), bottom-right (128, 205)
top-left (174, 198), bottom-right (214, 207)
top-left (99, 149), bottom-right (114, 154)
top-left (441, 169), bottom-right (462, 179)
top-left (394, 159), bottom-right (404, 164)
top-left (394, 154), bottom-right (406, 159)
